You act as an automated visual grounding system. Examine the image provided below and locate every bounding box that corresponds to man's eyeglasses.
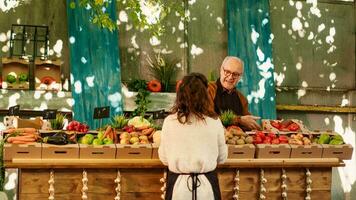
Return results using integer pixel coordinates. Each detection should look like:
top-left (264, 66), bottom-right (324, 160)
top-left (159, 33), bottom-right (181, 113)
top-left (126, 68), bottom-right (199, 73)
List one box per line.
top-left (222, 67), bottom-right (242, 79)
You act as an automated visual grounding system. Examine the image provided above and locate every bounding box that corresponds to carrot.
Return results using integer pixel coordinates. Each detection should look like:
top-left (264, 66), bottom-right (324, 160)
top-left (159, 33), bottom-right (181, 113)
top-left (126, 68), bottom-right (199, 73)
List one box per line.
top-left (103, 126), bottom-right (112, 138)
top-left (148, 130), bottom-right (156, 139)
top-left (8, 136), bottom-right (36, 143)
top-left (5, 128), bottom-right (36, 133)
top-left (11, 141), bottom-right (35, 144)
top-left (113, 129), bottom-right (118, 144)
top-left (142, 128), bottom-right (154, 136)
top-left (135, 125), bottom-right (150, 131)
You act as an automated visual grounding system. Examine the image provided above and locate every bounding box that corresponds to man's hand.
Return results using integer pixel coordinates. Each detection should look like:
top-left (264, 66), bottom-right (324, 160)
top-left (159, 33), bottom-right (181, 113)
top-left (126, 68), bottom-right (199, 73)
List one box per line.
top-left (240, 115), bottom-right (261, 130)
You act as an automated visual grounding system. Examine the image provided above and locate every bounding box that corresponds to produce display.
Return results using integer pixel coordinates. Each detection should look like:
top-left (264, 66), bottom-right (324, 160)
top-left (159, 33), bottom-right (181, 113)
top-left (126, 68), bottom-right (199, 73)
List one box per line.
top-left (1, 117), bottom-right (352, 160)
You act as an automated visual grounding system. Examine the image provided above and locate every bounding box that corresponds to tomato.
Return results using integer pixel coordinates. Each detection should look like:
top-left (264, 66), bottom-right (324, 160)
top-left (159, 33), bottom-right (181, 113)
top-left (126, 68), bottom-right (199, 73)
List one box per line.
top-left (147, 80), bottom-right (162, 92)
top-left (270, 121), bottom-right (281, 130)
top-left (288, 123), bottom-right (300, 131)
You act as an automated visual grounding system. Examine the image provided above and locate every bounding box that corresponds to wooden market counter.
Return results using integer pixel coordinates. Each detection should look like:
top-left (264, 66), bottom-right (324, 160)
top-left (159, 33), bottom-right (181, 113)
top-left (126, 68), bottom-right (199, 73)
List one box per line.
top-left (5, 158), bottom-right (344, 200)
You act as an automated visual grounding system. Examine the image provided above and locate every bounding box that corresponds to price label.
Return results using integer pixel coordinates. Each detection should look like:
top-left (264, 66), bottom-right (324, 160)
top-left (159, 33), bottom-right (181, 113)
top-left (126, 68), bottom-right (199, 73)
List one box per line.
top-left (8, 105), bottom-right (20, 116)
top-left (93, 106), bottom-right (110, 119)
top-left (43, 109), bottom-right (57, 119)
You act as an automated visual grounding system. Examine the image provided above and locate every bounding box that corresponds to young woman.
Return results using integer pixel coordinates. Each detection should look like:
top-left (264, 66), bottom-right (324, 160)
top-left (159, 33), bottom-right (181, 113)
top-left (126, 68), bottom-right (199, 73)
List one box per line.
top-left (159, 72), bottom-right (228, 200)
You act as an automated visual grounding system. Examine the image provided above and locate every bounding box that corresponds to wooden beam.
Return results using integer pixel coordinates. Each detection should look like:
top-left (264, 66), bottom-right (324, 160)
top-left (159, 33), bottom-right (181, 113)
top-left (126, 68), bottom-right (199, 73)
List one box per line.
top-left (5, 158), bottom-right (344, 169)
top-left (277, 104), bottom-right (356, 114)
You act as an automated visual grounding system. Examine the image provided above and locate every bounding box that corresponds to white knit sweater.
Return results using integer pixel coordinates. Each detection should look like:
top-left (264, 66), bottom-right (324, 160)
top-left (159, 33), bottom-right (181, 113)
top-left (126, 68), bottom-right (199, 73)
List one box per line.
top-left (159, 114), bottom-right (228, 200)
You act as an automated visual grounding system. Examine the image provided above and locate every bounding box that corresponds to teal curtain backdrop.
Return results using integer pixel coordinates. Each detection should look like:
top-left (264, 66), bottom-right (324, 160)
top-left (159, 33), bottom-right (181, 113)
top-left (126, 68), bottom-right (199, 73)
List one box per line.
top-left (66, 0), bottom-right (122, 128)
top-left (227, 0), bottom-right (276, 120)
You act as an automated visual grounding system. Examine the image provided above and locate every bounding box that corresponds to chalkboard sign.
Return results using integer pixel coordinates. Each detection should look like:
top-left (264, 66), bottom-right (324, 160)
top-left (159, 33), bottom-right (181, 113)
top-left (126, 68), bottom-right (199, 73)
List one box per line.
top-left (43, 109), bottom-right (57, 119)
top-left (93, 106), bottom-right (110, 119)
top-left (8, 105), bottom-right (20, 116)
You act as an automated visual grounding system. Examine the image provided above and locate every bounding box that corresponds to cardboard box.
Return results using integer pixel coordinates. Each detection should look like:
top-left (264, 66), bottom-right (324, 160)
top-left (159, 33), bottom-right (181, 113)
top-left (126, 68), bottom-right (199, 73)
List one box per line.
top-left (256, 144), bottom-right (291, 158)
top-left (42, 143), bottom-right (79, 159)
top-left (151, 143), bottom-right (159, 159)
top-left (3, 143), bottom-right (42, 160)
top-left (34, 59), bottom-right (62, 91)
top-left (228, 144), bottom-right (255, 159)
top-left (116, 144), bottom-right (152, 159)
top-left (79, 144), bottom-right (116, 159)
top-left (290, 144), bottom-right (323, 158)
top-left (321, 144), bottom-right (353, 160)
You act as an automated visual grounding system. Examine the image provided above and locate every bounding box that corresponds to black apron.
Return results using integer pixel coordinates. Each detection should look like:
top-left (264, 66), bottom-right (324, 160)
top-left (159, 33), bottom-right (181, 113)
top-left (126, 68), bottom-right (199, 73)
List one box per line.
top-left (165, 169), bottom-right (221, 200)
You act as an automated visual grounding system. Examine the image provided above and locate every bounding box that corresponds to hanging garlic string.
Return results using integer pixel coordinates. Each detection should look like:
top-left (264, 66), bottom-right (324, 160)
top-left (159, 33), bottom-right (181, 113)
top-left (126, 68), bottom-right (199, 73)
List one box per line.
top-left (281, 168), bottom-right (288, 200)
top-left (48, 169), bottom-right (55, 200)
top-left (259, 169), bottom-right (267, 200)
top-left (305, 168), bottom-right (312, 200)
top-left (160, 169), bottom-right (167, 200)
top-left (81, 170), bottom-right (88, 200)
top-left (114, 169), bottom-right (121, 200)
top-left (233, 169), bottom-right (240, 200)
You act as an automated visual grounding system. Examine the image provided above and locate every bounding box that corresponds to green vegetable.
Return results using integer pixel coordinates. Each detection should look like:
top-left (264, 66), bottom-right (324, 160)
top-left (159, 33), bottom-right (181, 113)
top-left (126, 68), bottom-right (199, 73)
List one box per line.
top-left (111, 115), bottom-right (129, 130)
top-left (317, 133), bottom-right (330, 144)
top-left (6, 74), bottom-right (16, 84)
top-left (43, 135), bottom-right (68, 145)
top-left (220, 110), bottom-right (236, 127)
top-left (50, 113), bottom-right (66, 130)
top-left (331, 135), bottom-right (343, 142)
top-left (329, 139), bottom-right (344, 145)
top-left (18, 73), bottom-right (28, 82)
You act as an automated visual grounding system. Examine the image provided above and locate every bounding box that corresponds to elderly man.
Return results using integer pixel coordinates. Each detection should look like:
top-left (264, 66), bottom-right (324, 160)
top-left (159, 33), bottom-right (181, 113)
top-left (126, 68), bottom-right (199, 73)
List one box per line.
top-left (208, 56), bottom-right (261, 130)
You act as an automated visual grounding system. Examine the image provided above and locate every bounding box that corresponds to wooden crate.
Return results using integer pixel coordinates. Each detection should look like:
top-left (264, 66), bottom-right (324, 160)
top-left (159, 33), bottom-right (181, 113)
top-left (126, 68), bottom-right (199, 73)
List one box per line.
top-left (34, 59), bottom-right (62, 90)
top-left (79, 144), bottom-right (117, 159)
top-left (116, 144), bottom-right (152, 159)
top-left (228, 144), bottom-right (255, 159)
top-left (3, 143), bottom-right (41, 161)
top-left (290, 144), bottom-right (323, 158)
top-left (256, 144), bottom-right (291, 158)
top-left (1, 57), bottom-right (30, 89)
top-left (321, 144), bottom-right (353, 160)
top-left (42, 143), bottom-right (79, 159)
top-left (151, 143), bottom-right (159, 159)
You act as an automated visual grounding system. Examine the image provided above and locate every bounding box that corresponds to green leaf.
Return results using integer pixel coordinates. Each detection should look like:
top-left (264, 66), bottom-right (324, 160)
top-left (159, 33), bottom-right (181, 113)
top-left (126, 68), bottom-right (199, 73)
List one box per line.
top-left (69, 1), bottom-right (76, 9)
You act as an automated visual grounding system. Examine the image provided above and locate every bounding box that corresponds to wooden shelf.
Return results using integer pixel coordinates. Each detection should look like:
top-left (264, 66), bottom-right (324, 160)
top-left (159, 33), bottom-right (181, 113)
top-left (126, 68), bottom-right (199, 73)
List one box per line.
top-left (277, 104), bottom-right (356, 114)
top-left (5, 158), bottom-right (344, 169)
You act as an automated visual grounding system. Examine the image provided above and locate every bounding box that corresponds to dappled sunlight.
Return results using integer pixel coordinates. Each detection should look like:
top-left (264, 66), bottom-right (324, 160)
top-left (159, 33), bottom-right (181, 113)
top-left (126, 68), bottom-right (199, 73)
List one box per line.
top-left (4, 172), bottom-right (16, 190)
top-left (333, 116), bottom-right (356, 193)
top-left (74, 80), bottom-right (82, 94)
top-left (85, 76), bottom-right (95, 87)
top-left (0, 0), bottom-right (24, 12)
top-left (272, 0), bottom-right (341, 94)
top-left (190, 44), bottom-right (203, 58)
top-left (324, 117), bottom-right (330, 126)
top-left (8, 93), bottom-right (20, 107)
top-left (108, 92), bottom-right (123, 112)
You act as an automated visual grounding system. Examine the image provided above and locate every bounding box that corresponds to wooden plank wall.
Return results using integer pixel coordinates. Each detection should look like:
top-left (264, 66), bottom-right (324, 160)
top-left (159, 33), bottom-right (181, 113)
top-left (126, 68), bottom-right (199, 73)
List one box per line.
top-left (19, 168), bottom-right (331, 200)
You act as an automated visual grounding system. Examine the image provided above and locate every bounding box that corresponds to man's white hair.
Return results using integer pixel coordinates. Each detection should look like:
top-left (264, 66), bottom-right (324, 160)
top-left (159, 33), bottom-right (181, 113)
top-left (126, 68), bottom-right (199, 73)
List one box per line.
top-left (220, 56), bottom-right (244, 69)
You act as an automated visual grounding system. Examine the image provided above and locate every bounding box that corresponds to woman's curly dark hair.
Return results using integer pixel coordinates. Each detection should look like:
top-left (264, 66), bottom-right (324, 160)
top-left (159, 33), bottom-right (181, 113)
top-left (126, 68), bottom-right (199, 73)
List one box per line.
top-left (171, 72), bottom-right (218, 124)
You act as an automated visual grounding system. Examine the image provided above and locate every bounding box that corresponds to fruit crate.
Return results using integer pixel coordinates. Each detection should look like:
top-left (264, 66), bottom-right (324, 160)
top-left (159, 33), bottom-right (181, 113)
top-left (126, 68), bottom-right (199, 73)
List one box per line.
top-left (42, 143), bottom-right (79, 159)
top-left (289, 144), bottom-right (323, 158)
top-left (321, 144), bottom-right (353, 160)
top-left (262, 119), bottom-right (311, 134)
top-left (3, 143), bottom-right (41, 161)
top-left (228, 144), bottom-right (255, 159)
top-left (116, 144), bottom-right (152, 159)
top-left (79, 144), bottom-right (116, 159)
top-left (151, 143), bottom-right (159, 159)
top-left (1, 57), bottom-right (30, 90)
top-left (255, 144), bottom-right (291, 158)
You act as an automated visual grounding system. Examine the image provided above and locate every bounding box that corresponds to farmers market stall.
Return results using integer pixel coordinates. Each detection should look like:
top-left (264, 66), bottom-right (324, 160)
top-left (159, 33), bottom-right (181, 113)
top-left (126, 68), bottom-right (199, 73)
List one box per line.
top-left (1, 116), bottom-right (352, 200)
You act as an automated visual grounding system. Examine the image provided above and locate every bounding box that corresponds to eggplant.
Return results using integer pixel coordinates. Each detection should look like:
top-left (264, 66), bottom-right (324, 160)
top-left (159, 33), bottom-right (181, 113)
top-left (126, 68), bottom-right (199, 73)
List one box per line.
top-left (43, 135), bottom-right (68, 145)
